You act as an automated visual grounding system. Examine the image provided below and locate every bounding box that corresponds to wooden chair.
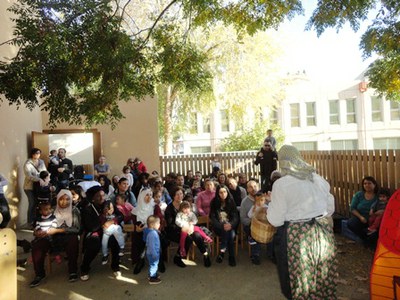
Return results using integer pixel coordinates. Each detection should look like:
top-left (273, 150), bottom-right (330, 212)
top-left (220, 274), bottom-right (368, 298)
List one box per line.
top-left (123, 223), bottom-right (135, 254)
top-left (214, 230), bottom-right (239, 257)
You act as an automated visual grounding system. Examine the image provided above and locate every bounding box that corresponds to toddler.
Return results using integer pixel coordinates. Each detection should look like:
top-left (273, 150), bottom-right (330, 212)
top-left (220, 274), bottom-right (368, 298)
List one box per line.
top-left (49, 149), bottom-right (59, 166)
top-left (247, 191), bottom-right (269, 245)
top-left (121, 166), bottom-right (134, 190)
top-left (34, 170), bottom-right (55, 203)
top-left (368, 188), bottom-right (390, 234)
top-left (144, 216), bottom-right (161, 284)
top-left (100, 201), bottom-right (125, 264)
top-left (175, 201), bottom-right (212, 258)
top-left (153, 190), bottom-right (167, 215)
top-left (115, 194), bottom-right (134, 224)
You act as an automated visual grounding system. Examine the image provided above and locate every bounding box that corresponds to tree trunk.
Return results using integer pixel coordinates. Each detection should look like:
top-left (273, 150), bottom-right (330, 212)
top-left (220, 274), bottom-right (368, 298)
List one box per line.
top-left (163, 85), bottom-right (178, 154)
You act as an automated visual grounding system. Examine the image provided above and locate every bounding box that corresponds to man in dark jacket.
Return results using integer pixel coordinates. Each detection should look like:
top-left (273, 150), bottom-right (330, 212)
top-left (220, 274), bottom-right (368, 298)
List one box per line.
top-left (254, 141), bottom-right (278, 192)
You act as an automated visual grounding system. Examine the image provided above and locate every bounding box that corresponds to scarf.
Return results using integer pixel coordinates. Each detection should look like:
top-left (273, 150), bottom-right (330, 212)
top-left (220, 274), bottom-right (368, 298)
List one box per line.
top-left (54, 189), bottom-right (73, 227)
top-left (278, 145), bottom-right (315, 181)
top-left (133, 187), bottom-right (155, 225)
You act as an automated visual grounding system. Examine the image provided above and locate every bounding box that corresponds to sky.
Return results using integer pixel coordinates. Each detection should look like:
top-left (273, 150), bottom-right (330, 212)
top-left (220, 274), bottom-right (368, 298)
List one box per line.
top-left (276, 0), bottom-right (376, 94)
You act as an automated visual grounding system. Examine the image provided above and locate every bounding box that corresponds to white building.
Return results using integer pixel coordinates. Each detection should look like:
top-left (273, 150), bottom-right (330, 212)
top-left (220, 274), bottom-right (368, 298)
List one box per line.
top-left (279, 73), bottom-right (400, 150)
top-left (177, 72), bottom-right (400, 154)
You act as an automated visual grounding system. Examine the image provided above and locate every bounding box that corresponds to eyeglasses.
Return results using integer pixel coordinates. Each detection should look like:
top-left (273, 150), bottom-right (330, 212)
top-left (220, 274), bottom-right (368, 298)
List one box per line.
top-left (264, 145), bottom-right (271, 148)
top-left (129, 161), bottom-right (134, 163)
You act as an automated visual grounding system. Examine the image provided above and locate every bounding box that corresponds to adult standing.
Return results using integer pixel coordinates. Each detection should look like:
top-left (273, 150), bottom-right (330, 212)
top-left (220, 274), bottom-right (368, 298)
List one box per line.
top-left (30, 189), bottom-right (80, 287)
top-left (264, 129), bottom-right (277, 150)
top-left (165, 187), bottom-right (209, 268)
top-left (23, 148), bottom-right (47, 226)
top-left (80, 186), bottom-right (123, 280)
top-left (240, 180), bottom-right (263, 264)
top-left (267, 145), bottom-right (337, 300)
top-left (254, 140), bottom-right (278, 192)
top-left (210, 184), bottom-right (239, 267)
top-left (347, 176), bottom-right (379, 242)
top-left (49, 148), bottom-right (73, 191)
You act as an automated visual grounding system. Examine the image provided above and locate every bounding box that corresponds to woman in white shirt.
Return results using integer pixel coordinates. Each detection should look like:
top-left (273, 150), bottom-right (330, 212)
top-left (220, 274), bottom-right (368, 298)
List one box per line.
top-left (267, 145), bottom-right (337, 300)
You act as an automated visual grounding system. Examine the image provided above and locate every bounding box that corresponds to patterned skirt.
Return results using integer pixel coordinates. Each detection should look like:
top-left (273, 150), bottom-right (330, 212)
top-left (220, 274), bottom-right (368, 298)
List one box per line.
top-left (286, 217), bottom-right (337, 299)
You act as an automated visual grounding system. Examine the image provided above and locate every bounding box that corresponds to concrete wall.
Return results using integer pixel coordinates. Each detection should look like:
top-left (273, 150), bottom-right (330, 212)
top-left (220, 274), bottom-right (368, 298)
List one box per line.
top-left (0, 0), bottom-right (44, 227)
top-left (1, 0), bottom-right (160, 226)
top-left (41, 97), bottom-right (160, 177)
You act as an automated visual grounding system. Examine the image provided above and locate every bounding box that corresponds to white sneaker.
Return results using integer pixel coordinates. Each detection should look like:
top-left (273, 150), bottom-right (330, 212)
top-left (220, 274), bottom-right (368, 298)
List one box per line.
top-left (118, 251), bottom-right (124, 257)
top-left (80, 274), bottom-right (89, 281)
top-left (113, 271), bottom-right (121, 278)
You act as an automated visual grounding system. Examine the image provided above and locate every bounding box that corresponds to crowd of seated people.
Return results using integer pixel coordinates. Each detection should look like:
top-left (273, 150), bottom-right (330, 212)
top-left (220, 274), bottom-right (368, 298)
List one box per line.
top-left (7, 147), bottom-right (387, 292)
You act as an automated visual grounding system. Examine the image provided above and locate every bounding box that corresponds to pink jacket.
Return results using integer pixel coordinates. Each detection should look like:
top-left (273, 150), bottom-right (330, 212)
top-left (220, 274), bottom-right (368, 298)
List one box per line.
top-left (196, 190), bottom-right (216, 216)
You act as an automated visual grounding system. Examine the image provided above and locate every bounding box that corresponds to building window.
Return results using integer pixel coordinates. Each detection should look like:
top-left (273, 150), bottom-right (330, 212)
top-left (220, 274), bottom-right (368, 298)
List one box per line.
top-left (220, 110), bottom-right (230, 132)
top-left (290, 103), bottom-right (300, 127)
top-left (270, 109), bottom-right (278, 124)
top-left (203, 115), bottom-right (211, 133)
top-left (292, 141), bottom-right (317, 150)
top-left (390, 101), bottom-right (400, 121)
top-left (189, 113), bottom-right (198, 134)
top-left (371, 96), bottom-right (383, 122)
top-left (306, 102), bottom-right (316, 126)
top-left (331, 140), bottom-right (358, 150)
top-left (346, 98), bottom-right (356, 124)
top-left (373, 138), bottom-right (400, 149)
top-left (190, 146), bottom-right (212, 153)
top-left (329, 100), bottom-right (339, 125)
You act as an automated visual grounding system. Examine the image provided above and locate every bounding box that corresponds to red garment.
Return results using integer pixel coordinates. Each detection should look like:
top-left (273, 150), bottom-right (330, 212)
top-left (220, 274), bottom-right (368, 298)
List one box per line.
top-left (153, 204), bottom-right (165, 230)
top-left (117, 202), bottom-right (134, 224)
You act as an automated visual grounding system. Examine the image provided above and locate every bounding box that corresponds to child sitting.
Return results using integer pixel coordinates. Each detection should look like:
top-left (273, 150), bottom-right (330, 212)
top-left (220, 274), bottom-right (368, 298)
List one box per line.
top-left (100, 201), bottom-right (125, 264)
top-left (368, 188), bottom-right (390, 235)
top-left (115, 194), bottom-right (134, 224)
top-left (143, 215), bottom-right (162, 284)
top-left (247, 191), bottom-right (269, 245)
top-left (32, 202), bottom-right (61, 263)
top-left (175, 201), bottom-right (213, 258)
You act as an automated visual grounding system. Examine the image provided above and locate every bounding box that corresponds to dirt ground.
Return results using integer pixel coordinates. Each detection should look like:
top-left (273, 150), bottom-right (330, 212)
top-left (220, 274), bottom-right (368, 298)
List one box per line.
top-left (15, 231), bottom-right (374, 300)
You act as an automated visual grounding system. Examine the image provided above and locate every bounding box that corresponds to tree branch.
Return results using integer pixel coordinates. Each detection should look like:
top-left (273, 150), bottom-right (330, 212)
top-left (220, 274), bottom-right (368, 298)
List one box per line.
top-left (140, 0), bottom-right (178, 48)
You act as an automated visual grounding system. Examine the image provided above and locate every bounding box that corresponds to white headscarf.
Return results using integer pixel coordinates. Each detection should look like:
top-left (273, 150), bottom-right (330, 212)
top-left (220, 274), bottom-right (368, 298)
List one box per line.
top-left (133, 187), bottom-right (154, 225)
top-left (54, 189), bottom-right (73, 227)
top-left (278, 145), bottom-right (315, 181)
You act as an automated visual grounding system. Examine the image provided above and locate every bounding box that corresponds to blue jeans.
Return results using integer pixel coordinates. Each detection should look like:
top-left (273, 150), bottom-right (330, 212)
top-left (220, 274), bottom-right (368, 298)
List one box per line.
top-left (147, 254), bottom-right (159, 278)
top-left (214, 227), bottom-right (236, 256)
top-left (243, 225), bottom-right (261, 257)
top-left (102, 224), bottom-right (125, 256)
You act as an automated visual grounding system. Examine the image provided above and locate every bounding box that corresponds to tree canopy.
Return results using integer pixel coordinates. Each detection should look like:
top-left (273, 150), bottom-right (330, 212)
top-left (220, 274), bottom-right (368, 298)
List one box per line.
top-left (1, 0), bottom-right (399, 131)
top-left (306, 0), bottom-right (400, 101)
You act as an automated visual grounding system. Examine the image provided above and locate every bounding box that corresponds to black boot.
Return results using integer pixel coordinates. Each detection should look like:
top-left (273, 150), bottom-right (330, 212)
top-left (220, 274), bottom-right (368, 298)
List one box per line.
top-left (173, 255), bottom-right (186, 268)
top-left (17, 239), bottom-right (31, 253)
top-left (158, 260), bottom-right (166, 273)
top-left (216, 251), bottom-right (224, 263)
top-left (203, 254), bottom-right (211, 267)
top-left (133, 258), bottom-right (145, 274)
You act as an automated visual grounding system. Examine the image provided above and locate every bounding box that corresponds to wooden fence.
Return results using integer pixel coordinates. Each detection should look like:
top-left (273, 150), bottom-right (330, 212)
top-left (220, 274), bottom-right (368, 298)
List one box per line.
top-left (159, 150), bottom-right (399, 217)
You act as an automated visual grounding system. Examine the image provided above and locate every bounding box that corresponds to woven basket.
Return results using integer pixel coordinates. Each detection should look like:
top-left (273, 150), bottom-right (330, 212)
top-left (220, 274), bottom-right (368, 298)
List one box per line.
top-left (250, 217), bottom-right (276, 244)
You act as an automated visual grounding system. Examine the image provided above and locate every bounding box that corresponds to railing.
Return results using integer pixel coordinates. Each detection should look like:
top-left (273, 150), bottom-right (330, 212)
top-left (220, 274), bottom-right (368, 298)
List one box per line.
top-left (160, 150), bottom-right (399, 217)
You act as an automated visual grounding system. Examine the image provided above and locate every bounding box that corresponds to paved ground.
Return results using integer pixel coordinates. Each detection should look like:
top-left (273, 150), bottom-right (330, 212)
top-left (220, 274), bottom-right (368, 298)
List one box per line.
top-left (16, 230), bottom-right (373, 300)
